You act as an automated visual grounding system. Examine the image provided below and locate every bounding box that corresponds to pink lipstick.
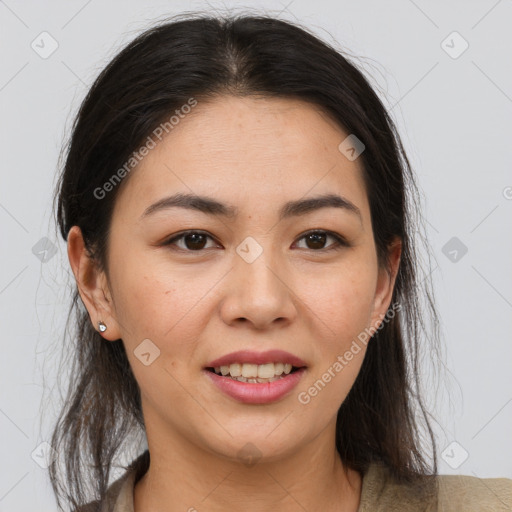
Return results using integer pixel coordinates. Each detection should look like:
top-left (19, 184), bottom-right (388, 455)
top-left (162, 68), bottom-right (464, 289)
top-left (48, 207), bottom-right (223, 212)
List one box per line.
top-left (204, 349), bottom-right (307, 404)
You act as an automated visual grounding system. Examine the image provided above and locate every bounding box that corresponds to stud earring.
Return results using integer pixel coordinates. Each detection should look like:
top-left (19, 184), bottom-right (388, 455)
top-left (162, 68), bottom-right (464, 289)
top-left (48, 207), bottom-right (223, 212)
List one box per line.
top-left (98, 321), bottom-right (107, 332)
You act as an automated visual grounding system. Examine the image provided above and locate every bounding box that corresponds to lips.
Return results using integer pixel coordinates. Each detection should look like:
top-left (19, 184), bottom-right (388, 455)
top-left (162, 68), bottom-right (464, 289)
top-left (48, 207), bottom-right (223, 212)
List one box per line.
top-left (205, 349), bottom-right (307, 369)
top-left (203, 349), bottom-right (307, 404)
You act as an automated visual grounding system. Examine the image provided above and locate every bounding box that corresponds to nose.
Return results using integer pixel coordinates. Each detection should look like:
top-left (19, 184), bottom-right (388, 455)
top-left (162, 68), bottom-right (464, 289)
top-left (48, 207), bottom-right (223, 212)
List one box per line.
top-left (219, 248), bottom-right (298, 330)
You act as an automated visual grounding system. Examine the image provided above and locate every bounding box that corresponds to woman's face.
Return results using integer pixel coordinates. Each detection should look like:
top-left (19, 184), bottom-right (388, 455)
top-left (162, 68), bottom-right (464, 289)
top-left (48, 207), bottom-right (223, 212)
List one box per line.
top-left (72, 95), bottom-right (400, 463)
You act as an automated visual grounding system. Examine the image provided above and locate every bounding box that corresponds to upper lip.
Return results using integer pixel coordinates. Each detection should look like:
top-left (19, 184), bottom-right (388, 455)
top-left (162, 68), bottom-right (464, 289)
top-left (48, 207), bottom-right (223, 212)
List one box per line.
top-left (206, 350), bottom-right (307, 368)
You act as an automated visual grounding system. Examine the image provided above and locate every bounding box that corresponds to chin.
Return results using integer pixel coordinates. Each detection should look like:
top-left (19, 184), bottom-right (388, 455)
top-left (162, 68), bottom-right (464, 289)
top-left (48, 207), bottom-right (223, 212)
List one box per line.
top-left (200, 428), bottom-right (303, 466)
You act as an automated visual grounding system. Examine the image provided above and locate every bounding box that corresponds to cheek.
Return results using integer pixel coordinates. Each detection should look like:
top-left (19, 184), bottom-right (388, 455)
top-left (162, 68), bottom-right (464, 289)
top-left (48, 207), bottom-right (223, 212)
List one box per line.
top-left (111, 251), bottom-right (211, 340)
top-left (296, 273), bottom-right (373, 415)
top-left (331, 281), bottom-right (374, 340)
top-left (301, 261), bottom-right (376, 348)
top-left (110, 253), bottom-right (230, 396)
top-left (112, 258), bottom-right (207, 406)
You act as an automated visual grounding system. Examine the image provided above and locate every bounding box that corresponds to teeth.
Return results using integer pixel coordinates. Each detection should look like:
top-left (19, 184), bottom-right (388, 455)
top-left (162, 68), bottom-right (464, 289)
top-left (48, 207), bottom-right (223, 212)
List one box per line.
top-left (212, 362), bottom-right (298, 379)
top-left (229, 363), bottom-right (242, 377)
top-left (257, 363), bottom-right (275, 379)
top-left (242, 364), bottom-right (258, 378)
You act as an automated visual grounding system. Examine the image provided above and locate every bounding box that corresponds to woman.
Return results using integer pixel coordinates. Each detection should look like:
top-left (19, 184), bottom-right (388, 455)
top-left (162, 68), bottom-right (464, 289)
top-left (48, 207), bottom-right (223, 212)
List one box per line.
top-left (49, 12), bottom-right (511, 511)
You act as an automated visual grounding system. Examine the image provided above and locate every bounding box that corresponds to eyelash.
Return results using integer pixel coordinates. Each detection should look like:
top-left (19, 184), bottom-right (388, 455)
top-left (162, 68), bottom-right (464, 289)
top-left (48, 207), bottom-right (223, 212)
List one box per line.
top-left (161, 229), bottom-right (349, 253)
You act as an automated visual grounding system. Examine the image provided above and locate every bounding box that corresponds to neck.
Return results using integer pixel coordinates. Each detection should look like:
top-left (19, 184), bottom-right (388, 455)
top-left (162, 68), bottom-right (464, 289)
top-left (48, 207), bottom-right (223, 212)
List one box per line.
top-left (134, 421), bottom-right (362, 512)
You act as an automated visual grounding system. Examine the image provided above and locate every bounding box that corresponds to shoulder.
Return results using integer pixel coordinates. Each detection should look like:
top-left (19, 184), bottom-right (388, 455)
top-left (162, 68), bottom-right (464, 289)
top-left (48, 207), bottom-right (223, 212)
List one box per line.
top-left (359, 462), bottom-right (512, 511)
top-left (436, 472), bottom-right (512, 511)
top-left (73, 472), bottom-right (133, 512)
top-left (359, 462), bottom-right (437, 511)
top-left (74, 450), bottom-right (150, 512)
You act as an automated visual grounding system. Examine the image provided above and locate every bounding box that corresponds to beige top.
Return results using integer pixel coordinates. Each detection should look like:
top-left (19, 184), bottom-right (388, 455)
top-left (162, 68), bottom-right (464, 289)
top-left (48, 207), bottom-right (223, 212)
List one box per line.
top-left (77, 450), bottom-right (512, 511)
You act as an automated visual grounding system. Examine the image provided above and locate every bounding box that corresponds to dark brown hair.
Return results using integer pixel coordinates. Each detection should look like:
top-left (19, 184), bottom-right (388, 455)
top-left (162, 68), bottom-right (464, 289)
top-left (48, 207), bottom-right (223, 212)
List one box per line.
top-left (49, 11), bottom-right (441, 510)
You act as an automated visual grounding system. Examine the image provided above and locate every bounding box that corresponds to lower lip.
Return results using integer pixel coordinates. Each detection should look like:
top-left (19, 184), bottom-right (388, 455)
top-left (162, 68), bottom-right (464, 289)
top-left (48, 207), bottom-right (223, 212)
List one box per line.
top-left (204, 368), bottom-right (306, 404)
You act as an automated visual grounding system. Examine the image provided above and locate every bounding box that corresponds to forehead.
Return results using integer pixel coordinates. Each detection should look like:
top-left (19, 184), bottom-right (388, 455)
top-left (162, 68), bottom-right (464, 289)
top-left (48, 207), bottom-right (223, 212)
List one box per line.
top-left (114, 95), bottom-right (369, 222)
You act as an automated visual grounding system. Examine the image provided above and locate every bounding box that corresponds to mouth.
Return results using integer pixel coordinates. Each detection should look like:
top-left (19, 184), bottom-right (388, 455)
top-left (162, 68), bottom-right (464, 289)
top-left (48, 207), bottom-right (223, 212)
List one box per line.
top-left (203, 349), bottom-right (307, 404)
top-left (205, 362), bottom-right (304, 383)
top-left (204, 365), bottom-right (307, 404)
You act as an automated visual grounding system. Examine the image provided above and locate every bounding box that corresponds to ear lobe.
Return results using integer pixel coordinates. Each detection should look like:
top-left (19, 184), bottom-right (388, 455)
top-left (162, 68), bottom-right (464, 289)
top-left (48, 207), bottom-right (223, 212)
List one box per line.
top-left (369, 238), bottom-right (402, 331)
top-left (67, 226), bottom-right (122, 341)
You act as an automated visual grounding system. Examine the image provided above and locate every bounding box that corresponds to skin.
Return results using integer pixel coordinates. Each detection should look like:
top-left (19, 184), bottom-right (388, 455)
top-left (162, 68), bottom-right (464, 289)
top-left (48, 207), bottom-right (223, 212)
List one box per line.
top-left (68, 95), bottom-right (401, 512)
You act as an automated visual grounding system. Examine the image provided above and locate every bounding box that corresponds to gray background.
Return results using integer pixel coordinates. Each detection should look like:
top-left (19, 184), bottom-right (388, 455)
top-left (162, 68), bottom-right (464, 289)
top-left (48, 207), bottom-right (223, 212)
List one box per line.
top-left (1, 0), bottom-right (511, 509)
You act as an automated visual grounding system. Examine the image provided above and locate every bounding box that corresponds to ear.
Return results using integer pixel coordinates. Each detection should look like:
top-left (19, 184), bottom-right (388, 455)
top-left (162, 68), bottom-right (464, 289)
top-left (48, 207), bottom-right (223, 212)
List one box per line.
top-left (369, 237), bottom-right (402, 331)
top-left (67, 225), bottom-right (122, 341)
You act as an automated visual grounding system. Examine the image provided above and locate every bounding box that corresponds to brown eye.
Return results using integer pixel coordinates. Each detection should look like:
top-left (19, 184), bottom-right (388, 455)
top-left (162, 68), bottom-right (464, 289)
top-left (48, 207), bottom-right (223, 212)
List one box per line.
top-left (304, 232), bottom-right (327, 249)
top-left (163, 229), bottom-right (348, 253)
top-left (163, 231), bottom-right (218, 251)
top-left (182, 233), bottom-right (208, 250)
top-left (294, 230), bottom-right (348, 251)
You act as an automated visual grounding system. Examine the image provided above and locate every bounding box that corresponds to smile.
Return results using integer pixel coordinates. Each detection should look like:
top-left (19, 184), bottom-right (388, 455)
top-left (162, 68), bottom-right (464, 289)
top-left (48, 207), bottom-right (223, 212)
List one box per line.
top-left (207, 362), bottom-right (298, 382)
top-left (204, 365), bottom-right (306, 404)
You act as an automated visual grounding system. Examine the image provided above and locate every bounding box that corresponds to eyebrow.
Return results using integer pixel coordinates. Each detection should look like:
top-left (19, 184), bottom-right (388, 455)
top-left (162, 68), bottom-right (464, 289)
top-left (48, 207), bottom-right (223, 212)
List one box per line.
top-left (140, 192), bottom-right (362, 223)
